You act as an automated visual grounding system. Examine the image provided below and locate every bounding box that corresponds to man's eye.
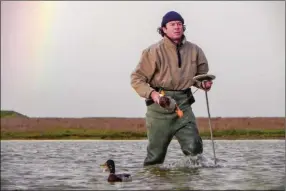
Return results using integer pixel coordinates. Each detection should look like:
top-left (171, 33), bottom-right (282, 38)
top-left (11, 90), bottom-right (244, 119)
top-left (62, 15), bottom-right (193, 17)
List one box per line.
top-left (170, 23), bottom-right (182, 27)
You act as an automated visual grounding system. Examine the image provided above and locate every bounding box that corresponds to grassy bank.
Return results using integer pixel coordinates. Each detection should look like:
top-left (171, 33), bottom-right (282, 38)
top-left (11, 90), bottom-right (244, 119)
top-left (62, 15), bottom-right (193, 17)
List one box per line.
top-left (1, 128), bottom-right (285, 140)
top-left (1, 110), bottom-right (28, 118)
top-left (1, 110), bottom-right (285, 140)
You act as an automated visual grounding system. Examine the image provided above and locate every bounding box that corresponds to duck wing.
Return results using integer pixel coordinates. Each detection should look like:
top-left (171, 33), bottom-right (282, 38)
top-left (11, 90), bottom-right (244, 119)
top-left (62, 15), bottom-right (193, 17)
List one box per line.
top-left (107, 174), bottom-right (122, 182)
top-left (116, 173), bottom-right (132, 182)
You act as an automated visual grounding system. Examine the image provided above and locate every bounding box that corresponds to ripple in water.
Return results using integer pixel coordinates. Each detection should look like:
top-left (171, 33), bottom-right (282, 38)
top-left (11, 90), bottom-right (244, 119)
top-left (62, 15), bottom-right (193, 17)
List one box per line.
top-left (1, 140), bottom-right (285, 190)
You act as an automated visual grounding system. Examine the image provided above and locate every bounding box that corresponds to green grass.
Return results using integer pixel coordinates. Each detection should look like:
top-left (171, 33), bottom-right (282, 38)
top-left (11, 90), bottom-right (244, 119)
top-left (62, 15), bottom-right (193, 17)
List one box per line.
top-left (1, 128), bottom-right (284, 140)
top-left (0, 128), bottom-right (147, 140)
top-left (1, 110), bottom-right (28, 118)
top-left (201, 129), bottom-right (285, 139)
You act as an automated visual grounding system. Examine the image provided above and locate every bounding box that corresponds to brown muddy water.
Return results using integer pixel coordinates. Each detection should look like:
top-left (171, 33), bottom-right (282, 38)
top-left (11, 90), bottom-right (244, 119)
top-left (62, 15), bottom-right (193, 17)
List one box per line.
top-left (1, 140), bottom-right (285, 190)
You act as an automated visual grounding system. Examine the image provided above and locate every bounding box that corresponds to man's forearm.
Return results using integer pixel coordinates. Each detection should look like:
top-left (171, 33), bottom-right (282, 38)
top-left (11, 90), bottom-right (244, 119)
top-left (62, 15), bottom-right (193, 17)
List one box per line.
top-left (131, 48), bottom-right (157, 99)
top-left (131, 73), bottom-right (155, 99)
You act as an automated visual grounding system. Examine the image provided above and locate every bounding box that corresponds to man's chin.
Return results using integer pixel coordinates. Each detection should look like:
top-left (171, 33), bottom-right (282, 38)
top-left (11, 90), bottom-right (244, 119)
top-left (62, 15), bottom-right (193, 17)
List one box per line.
top-left (171, 34), bottom-right (183, 40)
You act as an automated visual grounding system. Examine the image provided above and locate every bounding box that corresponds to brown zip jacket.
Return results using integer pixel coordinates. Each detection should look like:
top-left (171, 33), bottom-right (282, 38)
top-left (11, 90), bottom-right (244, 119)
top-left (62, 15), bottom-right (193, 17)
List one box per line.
top-left (130, 35), bottom-right (209, 99)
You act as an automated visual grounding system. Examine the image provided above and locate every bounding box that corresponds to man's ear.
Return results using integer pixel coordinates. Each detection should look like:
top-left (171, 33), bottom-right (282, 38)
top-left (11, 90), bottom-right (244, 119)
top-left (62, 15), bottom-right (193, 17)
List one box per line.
top-left (162, 26), bottom-right (167, 34)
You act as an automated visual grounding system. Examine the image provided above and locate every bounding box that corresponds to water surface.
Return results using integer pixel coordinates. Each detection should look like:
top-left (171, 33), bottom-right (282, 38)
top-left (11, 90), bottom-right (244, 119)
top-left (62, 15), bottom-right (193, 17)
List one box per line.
top-left (1, 140), bottom-right (285, 190)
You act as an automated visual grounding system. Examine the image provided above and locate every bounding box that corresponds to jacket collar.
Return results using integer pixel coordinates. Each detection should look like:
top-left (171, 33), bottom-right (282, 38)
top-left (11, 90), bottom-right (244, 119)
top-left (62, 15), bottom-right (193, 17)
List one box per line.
top-left (163, 35), bottom-right (186, 49)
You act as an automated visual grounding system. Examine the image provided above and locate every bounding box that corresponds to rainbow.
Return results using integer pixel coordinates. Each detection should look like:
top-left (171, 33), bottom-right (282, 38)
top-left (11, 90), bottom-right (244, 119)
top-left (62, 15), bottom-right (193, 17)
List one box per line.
top-left (2, 1), bottom-right (58, 86)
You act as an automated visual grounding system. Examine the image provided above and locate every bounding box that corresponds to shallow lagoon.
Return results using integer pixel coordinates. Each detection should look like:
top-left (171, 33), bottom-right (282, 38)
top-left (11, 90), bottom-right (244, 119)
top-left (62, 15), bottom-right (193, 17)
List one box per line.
top-left (1, 140), bottom-right (285, 190)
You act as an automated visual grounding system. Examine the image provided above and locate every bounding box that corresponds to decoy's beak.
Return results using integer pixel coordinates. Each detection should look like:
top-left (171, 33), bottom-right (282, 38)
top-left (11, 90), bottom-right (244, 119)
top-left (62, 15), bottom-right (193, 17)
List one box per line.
top-left (100, 163), bottom-right (108, 172)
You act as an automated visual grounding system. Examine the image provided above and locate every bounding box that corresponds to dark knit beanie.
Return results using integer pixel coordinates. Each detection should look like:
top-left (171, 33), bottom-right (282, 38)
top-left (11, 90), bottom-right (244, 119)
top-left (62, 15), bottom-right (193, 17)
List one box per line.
top-left (161, 11), bottom-right (184, 27)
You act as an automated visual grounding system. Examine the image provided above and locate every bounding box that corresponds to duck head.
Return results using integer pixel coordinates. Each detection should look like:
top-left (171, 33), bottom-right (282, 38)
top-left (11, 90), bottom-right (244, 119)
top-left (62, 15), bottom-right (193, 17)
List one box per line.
top-left (101, 159), bottom-right (115, 173)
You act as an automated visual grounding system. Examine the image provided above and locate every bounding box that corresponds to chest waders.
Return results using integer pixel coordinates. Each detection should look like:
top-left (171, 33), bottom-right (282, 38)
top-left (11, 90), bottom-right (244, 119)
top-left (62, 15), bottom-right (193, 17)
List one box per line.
top-left (143, 88), bottom-right (203, 166)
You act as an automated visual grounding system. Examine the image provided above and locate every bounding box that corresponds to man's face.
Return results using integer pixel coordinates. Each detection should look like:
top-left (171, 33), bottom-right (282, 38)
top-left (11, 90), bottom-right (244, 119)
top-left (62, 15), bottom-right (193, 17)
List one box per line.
top-left (163, 21), bottom-right (184, 41)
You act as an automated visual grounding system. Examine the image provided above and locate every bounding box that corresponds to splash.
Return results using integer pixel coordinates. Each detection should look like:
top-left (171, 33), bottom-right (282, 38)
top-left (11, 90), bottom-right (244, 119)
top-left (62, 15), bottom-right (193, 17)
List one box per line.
top-left (163, 154), bottom-right (227, 169)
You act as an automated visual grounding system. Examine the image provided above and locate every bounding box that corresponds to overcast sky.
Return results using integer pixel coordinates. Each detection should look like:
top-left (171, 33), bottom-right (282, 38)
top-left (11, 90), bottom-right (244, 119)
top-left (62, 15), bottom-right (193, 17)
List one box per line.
top-left (1, 1), bottom-right (285, 118)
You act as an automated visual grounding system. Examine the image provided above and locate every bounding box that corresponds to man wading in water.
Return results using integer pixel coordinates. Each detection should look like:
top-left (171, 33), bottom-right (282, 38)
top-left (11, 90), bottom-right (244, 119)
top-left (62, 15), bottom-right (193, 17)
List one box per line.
top-left (130, 11), bottom-right (213, 166)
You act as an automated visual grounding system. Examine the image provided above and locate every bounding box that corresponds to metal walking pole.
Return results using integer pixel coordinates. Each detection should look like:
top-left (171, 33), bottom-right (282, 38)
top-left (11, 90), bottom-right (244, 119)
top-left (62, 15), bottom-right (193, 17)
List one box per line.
top-left (193, 74), bottom-right (217, 165)
top-left (204, 90), bottom-right (217, 165)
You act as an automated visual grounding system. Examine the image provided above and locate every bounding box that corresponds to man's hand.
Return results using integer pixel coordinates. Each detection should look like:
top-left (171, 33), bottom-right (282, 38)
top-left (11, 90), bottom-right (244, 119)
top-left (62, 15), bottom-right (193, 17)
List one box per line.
top-left (201, 80), bottom-right (213, 91)
top-left (150, 91), bottom-right (161, 104)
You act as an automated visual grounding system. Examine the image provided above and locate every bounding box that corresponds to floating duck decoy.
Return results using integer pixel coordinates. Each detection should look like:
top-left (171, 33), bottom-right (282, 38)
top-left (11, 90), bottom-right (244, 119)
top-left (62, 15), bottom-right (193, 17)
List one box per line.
top-left (100, 159), bottom-right (132, 182)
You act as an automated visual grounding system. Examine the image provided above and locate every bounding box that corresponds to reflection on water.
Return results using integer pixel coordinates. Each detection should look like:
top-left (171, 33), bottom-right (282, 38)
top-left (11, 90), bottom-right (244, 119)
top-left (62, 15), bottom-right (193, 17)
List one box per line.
top-left (1, 140), bottom-right (285, 190)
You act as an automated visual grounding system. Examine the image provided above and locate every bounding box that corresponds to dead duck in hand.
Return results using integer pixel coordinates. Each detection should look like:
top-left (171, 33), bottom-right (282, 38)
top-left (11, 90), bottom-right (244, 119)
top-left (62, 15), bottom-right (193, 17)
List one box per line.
top-left (100, 159), bottom-right (132, 182)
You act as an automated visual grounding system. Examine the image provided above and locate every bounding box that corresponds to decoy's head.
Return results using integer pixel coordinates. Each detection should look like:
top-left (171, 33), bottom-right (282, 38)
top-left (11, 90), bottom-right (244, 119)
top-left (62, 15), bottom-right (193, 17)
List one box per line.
top-left (101, 159), bottom-right (115, 173)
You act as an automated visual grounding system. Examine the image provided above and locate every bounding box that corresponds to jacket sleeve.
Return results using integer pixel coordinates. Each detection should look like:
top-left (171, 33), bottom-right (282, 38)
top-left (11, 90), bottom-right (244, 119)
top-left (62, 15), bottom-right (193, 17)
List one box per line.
top-left (194, 46), bottom-right (209, 89)
top-left (130, 48), bottom-right (157, 99)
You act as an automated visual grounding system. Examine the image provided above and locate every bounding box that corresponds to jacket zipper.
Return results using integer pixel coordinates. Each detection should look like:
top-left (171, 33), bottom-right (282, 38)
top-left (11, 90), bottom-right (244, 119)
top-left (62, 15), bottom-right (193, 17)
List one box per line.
top-left (176, 44), bottom-right (182, 68)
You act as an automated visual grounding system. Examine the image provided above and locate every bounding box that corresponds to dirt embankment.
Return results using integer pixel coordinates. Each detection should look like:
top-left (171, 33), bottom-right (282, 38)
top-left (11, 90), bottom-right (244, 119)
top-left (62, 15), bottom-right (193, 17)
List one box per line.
top-left (1, 116), bottom-right (284, 133)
